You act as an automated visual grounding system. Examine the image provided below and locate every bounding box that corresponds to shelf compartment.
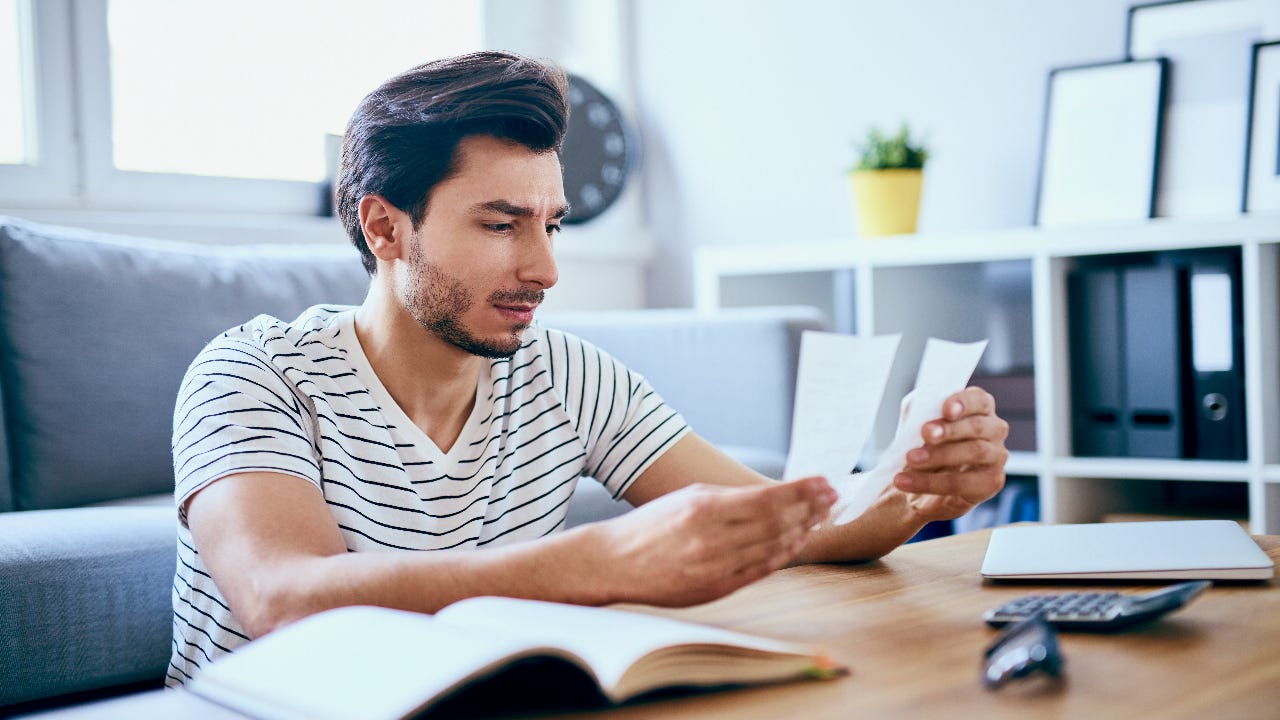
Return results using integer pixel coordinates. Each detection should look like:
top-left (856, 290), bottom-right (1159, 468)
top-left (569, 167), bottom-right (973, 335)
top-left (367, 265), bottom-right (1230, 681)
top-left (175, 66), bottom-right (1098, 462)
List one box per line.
top-left (869, 260), bottom-right (1034, 450)
top-left (1061, 247), bottom-right (1247, 462)
top-left (1052, 475), bottom-right (1250, 526)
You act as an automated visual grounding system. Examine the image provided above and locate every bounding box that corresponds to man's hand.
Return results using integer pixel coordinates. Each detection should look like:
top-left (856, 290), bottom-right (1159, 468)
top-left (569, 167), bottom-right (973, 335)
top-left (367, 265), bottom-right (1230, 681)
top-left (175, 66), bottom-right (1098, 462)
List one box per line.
top-left (893, 386), bottom-right (1009, 522)
top-left (590, 476), bottom-right (836, 607)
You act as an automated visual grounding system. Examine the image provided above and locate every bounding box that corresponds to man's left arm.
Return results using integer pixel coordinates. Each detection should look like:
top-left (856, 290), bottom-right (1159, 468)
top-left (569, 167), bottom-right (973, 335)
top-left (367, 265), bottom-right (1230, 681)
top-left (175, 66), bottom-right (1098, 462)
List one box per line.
top-left (624, 387), bottom-right (1009, 563)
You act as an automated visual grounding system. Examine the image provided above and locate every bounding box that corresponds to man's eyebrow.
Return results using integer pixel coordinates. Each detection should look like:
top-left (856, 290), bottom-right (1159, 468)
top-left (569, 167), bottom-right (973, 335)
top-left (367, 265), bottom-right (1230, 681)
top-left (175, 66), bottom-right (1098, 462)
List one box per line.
top-left (474, 200), bottom-right (571, 220)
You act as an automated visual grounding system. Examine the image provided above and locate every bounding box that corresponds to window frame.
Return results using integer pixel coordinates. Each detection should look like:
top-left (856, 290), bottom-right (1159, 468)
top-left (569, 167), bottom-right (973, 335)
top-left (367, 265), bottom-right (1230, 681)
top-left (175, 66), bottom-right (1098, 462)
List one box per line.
top-left (0, 0), bottom-right (78, 207)
top-left (70, 0), bottom-right (326, 214)
top-left (3, 0), bottom-right (485, 215)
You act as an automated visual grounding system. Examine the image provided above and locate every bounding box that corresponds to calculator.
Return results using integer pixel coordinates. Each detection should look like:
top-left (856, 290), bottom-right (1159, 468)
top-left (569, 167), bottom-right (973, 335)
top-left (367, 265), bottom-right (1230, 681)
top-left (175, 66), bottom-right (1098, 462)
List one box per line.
top-left (983, 580), bottom-right (1211, 632)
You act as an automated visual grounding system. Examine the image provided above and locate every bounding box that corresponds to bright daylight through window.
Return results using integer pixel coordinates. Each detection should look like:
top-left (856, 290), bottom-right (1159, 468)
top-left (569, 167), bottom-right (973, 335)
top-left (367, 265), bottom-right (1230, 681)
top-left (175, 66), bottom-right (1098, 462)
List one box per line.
top-left (107, 0), bottom-right (481, 182)
top-left (0, 0), bottom-right (28, 165)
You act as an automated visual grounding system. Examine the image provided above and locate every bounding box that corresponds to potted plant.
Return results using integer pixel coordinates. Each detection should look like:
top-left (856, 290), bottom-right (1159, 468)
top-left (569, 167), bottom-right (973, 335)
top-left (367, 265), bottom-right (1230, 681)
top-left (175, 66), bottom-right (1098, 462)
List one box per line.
top-left (849, 124), bottom-right (929, 238)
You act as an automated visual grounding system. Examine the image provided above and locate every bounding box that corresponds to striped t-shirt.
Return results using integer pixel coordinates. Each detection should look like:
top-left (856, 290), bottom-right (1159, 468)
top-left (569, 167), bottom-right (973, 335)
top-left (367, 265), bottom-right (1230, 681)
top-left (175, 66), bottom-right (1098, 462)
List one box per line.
top-left (167, 306), bottom-right (688, 687)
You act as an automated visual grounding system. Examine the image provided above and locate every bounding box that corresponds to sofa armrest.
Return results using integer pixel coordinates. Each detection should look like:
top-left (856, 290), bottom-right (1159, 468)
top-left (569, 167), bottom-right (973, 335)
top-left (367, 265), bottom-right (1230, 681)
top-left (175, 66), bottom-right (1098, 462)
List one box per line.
top-left (0, 507), bottom-right (175, 708)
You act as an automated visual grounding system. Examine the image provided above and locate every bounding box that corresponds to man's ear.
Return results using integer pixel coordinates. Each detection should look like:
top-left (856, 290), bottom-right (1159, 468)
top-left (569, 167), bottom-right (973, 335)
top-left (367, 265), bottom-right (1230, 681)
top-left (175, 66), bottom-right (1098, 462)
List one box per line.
top-left (358, 195), bottom-right (409, 264)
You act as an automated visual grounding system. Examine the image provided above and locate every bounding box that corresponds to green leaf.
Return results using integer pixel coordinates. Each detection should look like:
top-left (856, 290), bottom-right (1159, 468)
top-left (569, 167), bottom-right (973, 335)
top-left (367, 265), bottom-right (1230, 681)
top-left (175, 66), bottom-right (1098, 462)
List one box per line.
top-left (852, 122), bottom-right (929, 171)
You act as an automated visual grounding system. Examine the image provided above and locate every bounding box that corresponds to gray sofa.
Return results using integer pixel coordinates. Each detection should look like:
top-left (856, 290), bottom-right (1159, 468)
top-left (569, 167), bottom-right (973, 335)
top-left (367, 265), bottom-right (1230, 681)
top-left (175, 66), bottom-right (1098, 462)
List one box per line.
top-left (0, 215), bottom-right (824, 712)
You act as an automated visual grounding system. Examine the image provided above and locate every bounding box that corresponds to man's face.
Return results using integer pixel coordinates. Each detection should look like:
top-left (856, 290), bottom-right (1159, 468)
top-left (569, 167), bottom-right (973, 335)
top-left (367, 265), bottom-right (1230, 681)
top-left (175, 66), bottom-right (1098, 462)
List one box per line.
top-left (397, 134), bottom-right (567, 358)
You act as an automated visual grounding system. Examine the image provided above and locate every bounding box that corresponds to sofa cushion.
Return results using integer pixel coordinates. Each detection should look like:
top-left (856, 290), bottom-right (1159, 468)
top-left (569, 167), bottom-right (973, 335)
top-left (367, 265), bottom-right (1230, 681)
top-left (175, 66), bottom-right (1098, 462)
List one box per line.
top-left (0, 217), bottom-right (370, 510)
top-left (0, 506), bottom-right (175, 706)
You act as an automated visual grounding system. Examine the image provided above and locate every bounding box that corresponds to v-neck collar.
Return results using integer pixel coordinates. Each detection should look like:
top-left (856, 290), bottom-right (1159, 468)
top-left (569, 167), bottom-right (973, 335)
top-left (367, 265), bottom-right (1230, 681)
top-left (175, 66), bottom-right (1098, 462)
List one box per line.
top-left (335, 311), bottom-right (491, 465)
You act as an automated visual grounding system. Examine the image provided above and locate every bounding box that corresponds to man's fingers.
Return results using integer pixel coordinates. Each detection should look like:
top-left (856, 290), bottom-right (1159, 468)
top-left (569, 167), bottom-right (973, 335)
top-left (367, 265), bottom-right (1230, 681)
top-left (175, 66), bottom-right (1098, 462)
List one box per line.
top-left (893, 467), bottom-right (1004, 504)
top-left (921, 385), bottom-right (1003, 444)
top-left (699, 480), bottom-right (833, 551)
top-left (713, 476), bottom-right (835, 525)
top-left (922, 412), bottom-right (1010, 447)
top-left (907, 437), bottom-right (1008, 471)
top-left (605, 476), bottom-right (836, 607)
top-left (668, 500), bottom-right (816, 596)
top-left (728, 523), bottom-right (809, 573)
top-left (775, 476), bottom-right (839, 525)
top-left (894, 470), bottom-right (964, 497)
top-left (942, 386), bottom-right (997, 420)
top-left (763, 475), bottom-right (838, 508)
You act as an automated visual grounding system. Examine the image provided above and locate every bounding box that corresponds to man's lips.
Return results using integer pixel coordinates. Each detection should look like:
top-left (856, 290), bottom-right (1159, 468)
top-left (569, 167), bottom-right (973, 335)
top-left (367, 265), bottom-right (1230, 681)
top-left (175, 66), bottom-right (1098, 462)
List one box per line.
top-left (494, 302), bottom-right (538, 323)
top-left (490, 288), bottom-right (544, 324)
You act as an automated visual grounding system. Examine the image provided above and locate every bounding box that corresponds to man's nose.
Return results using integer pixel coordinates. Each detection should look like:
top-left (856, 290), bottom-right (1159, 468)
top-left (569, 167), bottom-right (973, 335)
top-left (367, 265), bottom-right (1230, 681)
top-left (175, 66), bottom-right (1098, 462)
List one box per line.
top-left (516, 227), bottom-right (558, 290)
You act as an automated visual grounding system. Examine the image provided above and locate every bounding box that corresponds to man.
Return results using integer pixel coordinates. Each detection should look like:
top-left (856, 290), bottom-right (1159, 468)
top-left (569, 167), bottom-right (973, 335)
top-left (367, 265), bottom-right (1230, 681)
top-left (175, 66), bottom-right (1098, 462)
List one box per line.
top-left (167, 51), bottom-right (1008, 686)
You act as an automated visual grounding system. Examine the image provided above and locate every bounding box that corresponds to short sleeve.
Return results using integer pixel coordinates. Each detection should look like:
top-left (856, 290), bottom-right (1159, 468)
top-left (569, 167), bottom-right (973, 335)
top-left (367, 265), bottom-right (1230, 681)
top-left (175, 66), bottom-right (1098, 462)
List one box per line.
top-left (171, 337), bottom-right (321, 524)
top-left (543, 329), bottom-right (689, 499)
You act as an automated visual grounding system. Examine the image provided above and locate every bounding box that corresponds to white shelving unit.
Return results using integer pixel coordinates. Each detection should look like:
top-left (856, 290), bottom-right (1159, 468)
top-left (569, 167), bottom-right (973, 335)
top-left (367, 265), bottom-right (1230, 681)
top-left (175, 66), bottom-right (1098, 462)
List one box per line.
top-left (694, 215), bottom-right (1280, 534)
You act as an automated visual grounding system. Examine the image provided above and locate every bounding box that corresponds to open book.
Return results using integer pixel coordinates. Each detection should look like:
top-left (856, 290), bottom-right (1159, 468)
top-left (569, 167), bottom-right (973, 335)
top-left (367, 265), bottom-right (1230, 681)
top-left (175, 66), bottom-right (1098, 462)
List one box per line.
top-left (188, 596), bottom-right (845, 720)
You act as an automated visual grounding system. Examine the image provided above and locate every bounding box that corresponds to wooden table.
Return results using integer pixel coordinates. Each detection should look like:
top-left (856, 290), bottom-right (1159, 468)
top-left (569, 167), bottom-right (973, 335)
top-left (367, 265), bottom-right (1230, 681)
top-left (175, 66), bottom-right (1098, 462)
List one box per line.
top-left (24, 529), bottom-right (1279, 720)
top-left (580, 528), bottom-right (1280, 720)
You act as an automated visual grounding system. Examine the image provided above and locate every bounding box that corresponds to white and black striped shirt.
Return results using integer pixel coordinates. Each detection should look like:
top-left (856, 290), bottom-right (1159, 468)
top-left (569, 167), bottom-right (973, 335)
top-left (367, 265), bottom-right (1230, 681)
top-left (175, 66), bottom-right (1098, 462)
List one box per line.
top-left (167, 306), bottom-right (688, 687)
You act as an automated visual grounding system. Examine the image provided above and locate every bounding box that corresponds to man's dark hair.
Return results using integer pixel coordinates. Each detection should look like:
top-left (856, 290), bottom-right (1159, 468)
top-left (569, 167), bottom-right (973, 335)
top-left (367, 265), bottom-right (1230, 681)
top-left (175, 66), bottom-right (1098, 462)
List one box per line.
top-left (336, 51), bottom-right (570, 275)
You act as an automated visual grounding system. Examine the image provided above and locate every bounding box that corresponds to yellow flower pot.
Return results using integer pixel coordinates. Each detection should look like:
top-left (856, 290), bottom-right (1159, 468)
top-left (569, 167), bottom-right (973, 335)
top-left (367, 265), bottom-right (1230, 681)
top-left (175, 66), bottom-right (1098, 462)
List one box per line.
top-left (849, 168), bottom-right (923, 238)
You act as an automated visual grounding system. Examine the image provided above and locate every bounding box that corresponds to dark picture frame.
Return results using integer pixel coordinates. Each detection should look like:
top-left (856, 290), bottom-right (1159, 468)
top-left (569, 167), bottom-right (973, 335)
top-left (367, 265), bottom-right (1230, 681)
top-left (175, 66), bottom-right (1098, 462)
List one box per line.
top-left (1034, 59), bottom-right (1167, 227)
top-left (1243, 41), bottom-right (1280, 213)
top-left (1126, 0), bottom-right (1280, 218)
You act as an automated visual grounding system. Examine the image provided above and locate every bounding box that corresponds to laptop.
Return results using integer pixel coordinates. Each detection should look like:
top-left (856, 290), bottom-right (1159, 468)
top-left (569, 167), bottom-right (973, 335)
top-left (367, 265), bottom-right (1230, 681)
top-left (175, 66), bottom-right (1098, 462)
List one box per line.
top-left (981, 520), bottom-right (1274, 581)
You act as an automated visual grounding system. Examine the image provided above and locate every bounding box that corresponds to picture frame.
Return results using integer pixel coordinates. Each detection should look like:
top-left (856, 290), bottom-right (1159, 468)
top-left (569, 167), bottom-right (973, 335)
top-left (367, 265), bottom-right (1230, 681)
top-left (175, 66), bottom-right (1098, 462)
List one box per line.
top-left (1126, 0), bottom-right (1280, 219)
top-left (1244, 41), bottom-right (1280, 213)
top-left (1034, 59), bottom-right (1166, 227)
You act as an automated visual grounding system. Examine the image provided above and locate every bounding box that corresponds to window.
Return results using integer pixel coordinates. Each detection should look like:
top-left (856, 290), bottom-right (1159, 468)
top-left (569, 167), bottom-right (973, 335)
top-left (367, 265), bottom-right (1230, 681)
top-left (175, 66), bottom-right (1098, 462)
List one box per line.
top-left (107, 0), bottom-right (482, 183)
top-left (0, 0), bottom-right (29, 165)
top-left (1, 0), bottom-right (483, 212)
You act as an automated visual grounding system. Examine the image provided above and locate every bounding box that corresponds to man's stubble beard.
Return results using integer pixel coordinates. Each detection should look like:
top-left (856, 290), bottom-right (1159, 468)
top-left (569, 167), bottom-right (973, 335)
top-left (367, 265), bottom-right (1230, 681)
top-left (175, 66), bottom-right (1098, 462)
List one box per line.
top-left (401, 236), bottom-right (542, 359)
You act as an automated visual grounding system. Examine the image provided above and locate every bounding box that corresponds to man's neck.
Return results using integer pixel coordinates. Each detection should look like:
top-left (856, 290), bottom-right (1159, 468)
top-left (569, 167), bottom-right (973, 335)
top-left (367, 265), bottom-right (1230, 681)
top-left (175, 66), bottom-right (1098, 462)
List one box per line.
top-left (353, 288), bottom-right (483, 454)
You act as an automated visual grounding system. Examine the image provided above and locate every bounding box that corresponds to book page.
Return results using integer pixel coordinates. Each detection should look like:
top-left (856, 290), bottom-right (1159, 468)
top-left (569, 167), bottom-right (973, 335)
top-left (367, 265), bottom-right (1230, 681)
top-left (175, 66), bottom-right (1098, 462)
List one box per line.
top-left (190, 606), bottom-right (567, 720)
top-left (437, 596), bottom-right (818, 700)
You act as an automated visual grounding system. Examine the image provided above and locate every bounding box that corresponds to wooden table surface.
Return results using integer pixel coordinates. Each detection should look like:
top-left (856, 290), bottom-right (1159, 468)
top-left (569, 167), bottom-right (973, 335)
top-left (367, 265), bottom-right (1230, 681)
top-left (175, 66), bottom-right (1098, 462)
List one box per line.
top-left (571, 528), bottom-right (1280, 720)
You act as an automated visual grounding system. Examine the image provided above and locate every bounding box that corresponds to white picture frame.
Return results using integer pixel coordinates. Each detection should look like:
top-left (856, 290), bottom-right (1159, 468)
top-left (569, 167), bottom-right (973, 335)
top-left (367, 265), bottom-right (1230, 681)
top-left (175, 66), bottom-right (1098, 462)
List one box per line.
top-left (1035, 59), bottom-right (1166, 228)
top-left (1244, 41), bottom-right (1280, 213)
top-left (1127, 0), bottom-right (1280, 219)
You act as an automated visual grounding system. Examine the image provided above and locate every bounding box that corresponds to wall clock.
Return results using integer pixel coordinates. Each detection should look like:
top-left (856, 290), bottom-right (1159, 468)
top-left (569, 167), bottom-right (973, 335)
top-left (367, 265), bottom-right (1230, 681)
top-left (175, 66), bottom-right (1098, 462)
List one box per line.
top-left (560, 73), bottom-right (638, 225)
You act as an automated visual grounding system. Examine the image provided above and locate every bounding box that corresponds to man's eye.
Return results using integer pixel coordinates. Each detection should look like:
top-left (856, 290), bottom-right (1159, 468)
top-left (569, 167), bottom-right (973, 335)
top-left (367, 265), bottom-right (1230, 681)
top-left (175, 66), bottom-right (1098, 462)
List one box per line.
top-left (486, 223), bottom-right (514, 233)
top-left (546, 224), bottom-right (561, 235)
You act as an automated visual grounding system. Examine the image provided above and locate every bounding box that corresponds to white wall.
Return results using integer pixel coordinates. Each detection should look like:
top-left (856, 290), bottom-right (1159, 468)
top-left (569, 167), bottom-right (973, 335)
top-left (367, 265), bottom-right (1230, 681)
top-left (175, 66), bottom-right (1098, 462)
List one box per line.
top-left (628, 0), bottom-right (1137, 307)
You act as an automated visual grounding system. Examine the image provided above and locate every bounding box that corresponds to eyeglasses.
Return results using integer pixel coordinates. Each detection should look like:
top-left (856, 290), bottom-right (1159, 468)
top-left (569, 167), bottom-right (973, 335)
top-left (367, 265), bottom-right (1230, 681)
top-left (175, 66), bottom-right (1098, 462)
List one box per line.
top-left (982, 611), bottom-right (1065, 689)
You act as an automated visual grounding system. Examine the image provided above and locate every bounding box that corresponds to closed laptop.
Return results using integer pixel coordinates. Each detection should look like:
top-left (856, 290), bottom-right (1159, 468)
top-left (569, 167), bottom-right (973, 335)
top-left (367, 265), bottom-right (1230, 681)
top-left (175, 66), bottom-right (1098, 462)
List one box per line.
top-left (981, 520), bottom-right (1274, 581)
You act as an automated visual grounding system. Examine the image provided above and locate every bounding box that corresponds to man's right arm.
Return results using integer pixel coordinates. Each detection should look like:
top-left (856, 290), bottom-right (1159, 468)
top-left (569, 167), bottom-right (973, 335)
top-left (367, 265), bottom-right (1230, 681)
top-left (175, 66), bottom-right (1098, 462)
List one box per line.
top-left (186, 472), bottom-right (603, 638)
top-left (185, 465), bottom-right (834, 638)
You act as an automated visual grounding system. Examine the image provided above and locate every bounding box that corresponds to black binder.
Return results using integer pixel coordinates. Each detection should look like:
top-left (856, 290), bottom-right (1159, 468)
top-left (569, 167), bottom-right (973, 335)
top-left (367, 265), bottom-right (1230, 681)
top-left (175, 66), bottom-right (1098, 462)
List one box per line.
top-left (1068, 266), bottom-right (1126, 456)
top-left (1122, 264), bottom-right (1184, 458)
top-left (1184, 254), bottom-right (1246, 460)
top-left (1067, 249), bottom-right (1246, 461)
